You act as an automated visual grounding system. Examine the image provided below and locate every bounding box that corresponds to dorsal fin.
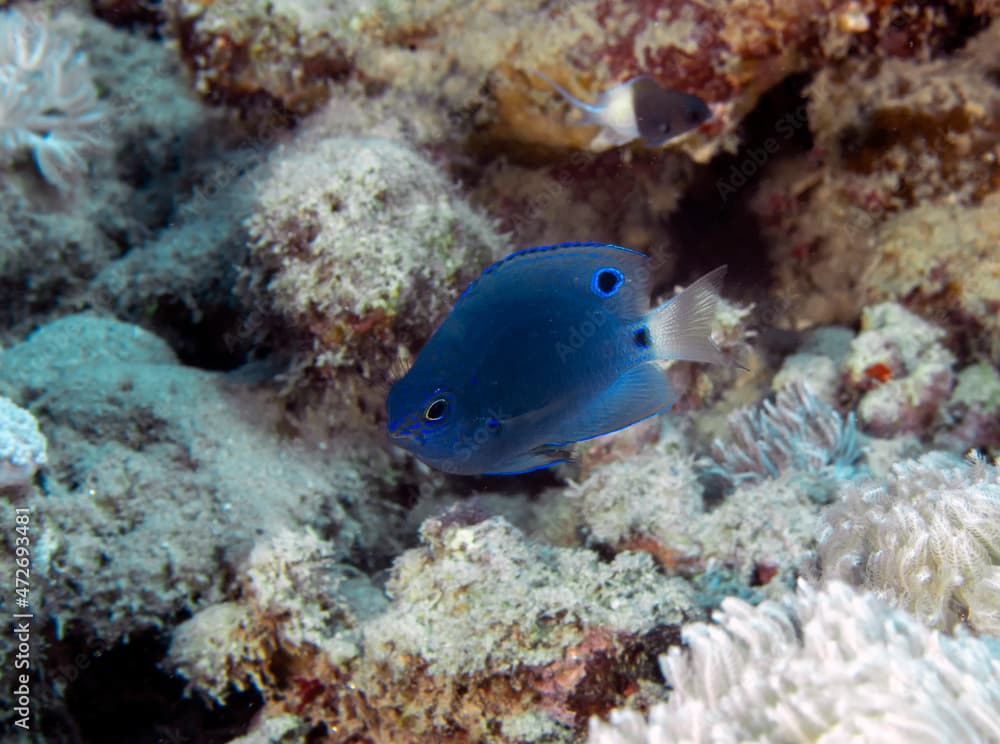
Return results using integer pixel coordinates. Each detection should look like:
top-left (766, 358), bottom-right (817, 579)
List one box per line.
top-left (452, 242), bottom-right (653, 316)
top-left (472, 242), bottom-right (638, 282)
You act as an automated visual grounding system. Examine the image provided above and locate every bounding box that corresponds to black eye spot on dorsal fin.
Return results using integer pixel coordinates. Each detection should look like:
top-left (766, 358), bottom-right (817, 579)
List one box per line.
top-left (592, 267), bottom-right (624, 297)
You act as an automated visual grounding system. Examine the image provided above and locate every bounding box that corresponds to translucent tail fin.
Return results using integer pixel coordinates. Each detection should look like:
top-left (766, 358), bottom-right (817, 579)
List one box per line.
top-left (647, 266), bottom-right (727, 365)
top-left (529, 69), bottom-right (603, 119)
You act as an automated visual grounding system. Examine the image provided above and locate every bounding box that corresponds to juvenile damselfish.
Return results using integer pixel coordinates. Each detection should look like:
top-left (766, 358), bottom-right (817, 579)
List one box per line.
top-left (387, 242), bottom-right (728, 475)
top-left (531, 70), bottom-right (711, 149)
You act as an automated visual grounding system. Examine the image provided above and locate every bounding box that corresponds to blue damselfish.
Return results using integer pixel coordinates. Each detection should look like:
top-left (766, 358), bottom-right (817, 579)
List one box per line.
top-left (387, 242), bottom-right (727, 475)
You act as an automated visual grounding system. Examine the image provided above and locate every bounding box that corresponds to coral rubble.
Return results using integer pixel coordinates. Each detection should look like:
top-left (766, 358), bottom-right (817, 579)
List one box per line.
top-left (0, 315), bottom-right (387, 645)
top-left (0, 395), bottom-right (47, 489)
top-left (170, 517), bottom-right (696, 742)
top-left (842, 302), bottom-right (956, 437)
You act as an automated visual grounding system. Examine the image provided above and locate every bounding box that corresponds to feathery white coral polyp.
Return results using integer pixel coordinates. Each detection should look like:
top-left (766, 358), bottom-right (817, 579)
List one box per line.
top-left (821, 453), bottom-right (1000, 634)
top-left (0, 9), bottom-right (106, 188)
top-left (588, 581), bottom-right (1000, 744)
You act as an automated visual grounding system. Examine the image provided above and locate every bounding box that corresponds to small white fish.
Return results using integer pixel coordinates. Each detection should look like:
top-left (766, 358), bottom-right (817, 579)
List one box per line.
top-left (531, 70), bottom-right (711, 149)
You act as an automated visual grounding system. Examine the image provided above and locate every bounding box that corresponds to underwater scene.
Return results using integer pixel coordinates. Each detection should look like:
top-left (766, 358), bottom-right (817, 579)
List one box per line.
top-left (1, 0), bottom-right (1000, 741)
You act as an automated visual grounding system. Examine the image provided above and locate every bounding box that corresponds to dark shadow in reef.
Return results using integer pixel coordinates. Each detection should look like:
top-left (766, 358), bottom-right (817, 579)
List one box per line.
top-left (668, 73), bottom-right (814, 297)
top-left (51, 629), bottom-right (261, 744)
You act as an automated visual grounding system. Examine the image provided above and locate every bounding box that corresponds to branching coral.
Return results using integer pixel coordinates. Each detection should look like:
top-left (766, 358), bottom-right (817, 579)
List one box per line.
top-left (820, 452), bottom-right (1000, 634)
top-left (589, 581), bottom-right (1000, 744)
top-left (0, 9), bottom-right (106, 187)
top-left (706, 382), bottom-right (863, 488)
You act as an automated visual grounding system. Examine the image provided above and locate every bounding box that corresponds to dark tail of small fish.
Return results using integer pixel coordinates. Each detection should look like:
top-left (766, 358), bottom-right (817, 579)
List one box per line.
top-left (647, 266), bottom-right (728, 365)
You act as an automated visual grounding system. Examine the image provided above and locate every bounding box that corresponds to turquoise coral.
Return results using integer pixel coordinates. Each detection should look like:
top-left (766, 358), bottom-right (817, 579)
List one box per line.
top-left (706, 381), bottom-right (864, 489)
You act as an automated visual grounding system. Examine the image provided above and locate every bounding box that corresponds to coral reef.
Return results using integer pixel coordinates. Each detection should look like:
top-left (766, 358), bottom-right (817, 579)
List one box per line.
top-left (570, 426), bottom-right (824, 593)
top-left (936, 361), bottom-right (1000, 453)
top-left (861, 195), bottom-right (1000, 362)
top-left (771, 351), bottom-right (840, 402)
top-left (758, 19), bottom-right (1000, 331)
top-left (468, 150), bottom-right (696, 255)
top-left (820, 452), bottom-right (1000, 634)
top-left (164, 0), bottom-right (353, 115)
top-left (842, 302), bottom-right (956, 437)
top-left (1, 0), bottom-right (998, 740)
top-left (0, 4), bottom-right (219, 334)
top-left (88, 144), bottom-right (259, 368)
top-left (171, 516), bottom-right (696, 742)
top-left (769, 326), bottom-right (855, 405)
top-left (167, 528), bottom-right (376, 704)
top-left (241, 132), bottom-right (507, 429)
top-left (163, 0), bottom-right (995, 160)
top-left (0, 314), bottom-right (391, 645)
top-left (589, 581), bottom-right (1000, 743)
top-left (706, 381), bottom-right (864, 489)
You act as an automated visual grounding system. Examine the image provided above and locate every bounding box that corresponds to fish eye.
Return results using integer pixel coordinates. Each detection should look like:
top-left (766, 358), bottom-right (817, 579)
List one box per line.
top-left (591, 267), bottom-right (624, 297)
top-left (424, 397), bottom-right (449, 422)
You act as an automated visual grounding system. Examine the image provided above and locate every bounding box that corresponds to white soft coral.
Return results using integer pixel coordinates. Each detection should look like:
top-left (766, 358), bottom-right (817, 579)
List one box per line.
top-left (589, 581), bottom-right (1000, 744)
top-left (0, 9), bottom-right (106, 188)
top-left (820, 452), bottom-right (1000, 634)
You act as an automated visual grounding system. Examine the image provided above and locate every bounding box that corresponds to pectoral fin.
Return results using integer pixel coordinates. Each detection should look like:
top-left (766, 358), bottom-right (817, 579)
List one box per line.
top-left (548, 361), bottom-right (679, 446)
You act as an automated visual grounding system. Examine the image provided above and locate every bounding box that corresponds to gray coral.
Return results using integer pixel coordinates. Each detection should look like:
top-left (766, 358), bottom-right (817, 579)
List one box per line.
top-left (243, 134), bottom-right (506, 374)
top-left (0, 314), bottom-right (386, 645)
top-left (842, 302), bottom-right (956, 437)
top-left (167, 529), bottom-right (369, 704)
top-left (570, 427), bottom-right (826, 593)
top-left (170, 515), bottom-right (698, 740)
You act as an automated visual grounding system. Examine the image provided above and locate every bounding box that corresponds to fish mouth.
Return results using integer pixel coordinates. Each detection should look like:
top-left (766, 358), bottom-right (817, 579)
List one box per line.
top-left (388, 423), bottom-right (424, 447)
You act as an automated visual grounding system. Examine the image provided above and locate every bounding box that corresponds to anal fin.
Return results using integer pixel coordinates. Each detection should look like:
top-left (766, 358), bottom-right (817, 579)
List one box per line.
top-left (483, 445), bottom-right (573, 476)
